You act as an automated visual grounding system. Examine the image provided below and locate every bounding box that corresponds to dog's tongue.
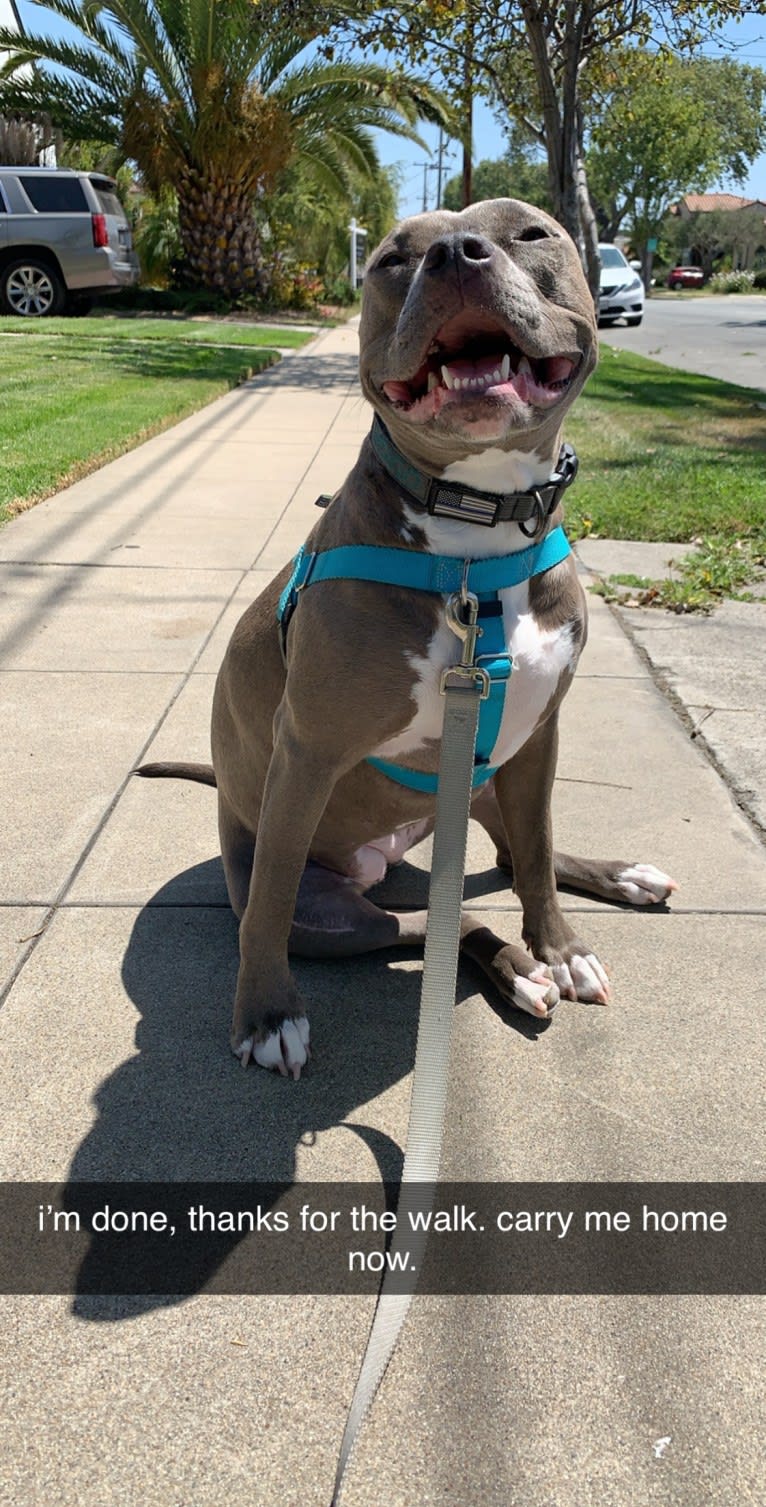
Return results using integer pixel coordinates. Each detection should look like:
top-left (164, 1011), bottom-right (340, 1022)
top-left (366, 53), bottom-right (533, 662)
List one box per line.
top-left (547, 355), bottom-right (575, 383)
top-left (442, 352), bottom-right (505, 384)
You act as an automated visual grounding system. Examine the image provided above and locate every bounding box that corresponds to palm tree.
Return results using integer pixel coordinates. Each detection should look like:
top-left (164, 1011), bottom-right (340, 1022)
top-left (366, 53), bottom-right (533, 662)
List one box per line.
top-left (0, 0), bottom-right (453, 296)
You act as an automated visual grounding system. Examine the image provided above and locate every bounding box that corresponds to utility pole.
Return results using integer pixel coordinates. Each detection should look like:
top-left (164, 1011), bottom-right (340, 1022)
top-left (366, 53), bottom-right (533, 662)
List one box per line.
top-left (436, 130), bottom-right (446, 209)
top-left (422, 162), bottom-right (429, 212)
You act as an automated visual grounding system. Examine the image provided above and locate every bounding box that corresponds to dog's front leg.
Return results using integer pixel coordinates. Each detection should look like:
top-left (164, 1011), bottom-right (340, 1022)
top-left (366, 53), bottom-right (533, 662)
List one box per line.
top-left (231, 701), bottom-right (343, 1078)
top-left (495, 714), bottom-right (611, 1005)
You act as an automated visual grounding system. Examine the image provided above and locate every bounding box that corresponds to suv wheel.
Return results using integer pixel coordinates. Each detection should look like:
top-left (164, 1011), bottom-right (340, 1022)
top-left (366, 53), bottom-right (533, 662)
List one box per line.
top-left (1, 258), bottom-right (66, 316)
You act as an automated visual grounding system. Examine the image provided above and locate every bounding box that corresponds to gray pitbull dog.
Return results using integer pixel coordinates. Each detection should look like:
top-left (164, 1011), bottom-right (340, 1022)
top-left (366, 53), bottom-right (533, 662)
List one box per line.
top-left (139, 198), bottom-right (677, 1078)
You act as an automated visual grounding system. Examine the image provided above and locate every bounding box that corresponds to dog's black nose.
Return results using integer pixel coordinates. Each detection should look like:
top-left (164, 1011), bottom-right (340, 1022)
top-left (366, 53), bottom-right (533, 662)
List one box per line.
top-left (423, 232), bottom-right (495, 272)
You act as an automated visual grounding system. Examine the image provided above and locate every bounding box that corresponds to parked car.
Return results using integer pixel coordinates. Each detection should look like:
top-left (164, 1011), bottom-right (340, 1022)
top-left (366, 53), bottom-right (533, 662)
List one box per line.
top-left (597, 243), bottom-right (644, 326)
top-left (667, 265), bottom-right (704, 290)
top-left (0, 167), bottom-right (139, 316)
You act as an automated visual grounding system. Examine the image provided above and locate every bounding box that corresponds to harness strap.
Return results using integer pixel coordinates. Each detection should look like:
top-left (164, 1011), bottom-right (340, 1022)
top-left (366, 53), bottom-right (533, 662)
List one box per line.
top-left (277, 525), bottom-right (572, 792)
top-left (278, 524), bottom-right (571, 624)
top-left (366, 754), bottom-right (497, 791)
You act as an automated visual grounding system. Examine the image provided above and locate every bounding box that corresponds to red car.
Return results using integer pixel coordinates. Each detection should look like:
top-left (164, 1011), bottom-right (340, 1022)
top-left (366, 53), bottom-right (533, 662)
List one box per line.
top-left (667, 266), bottom-right (704, 289)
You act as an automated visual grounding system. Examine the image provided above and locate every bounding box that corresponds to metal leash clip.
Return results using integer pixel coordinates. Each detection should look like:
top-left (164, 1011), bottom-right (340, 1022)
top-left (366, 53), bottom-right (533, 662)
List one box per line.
top-left (441, 589), bottom-right (491, 699)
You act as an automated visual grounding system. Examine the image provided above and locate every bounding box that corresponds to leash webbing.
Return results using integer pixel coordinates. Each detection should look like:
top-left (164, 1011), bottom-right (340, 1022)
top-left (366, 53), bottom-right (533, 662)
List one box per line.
top-left (330, 641), bottom-right (483, 1504)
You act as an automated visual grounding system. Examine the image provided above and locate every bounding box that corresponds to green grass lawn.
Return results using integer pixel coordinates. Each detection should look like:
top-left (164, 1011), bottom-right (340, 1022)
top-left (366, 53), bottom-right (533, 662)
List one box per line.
top-left (565, 345), bottom-right (766, 542)
top-left (0, 313), bottom-right (314, 347)
top-left (0, 316), bottom-right (316, 520)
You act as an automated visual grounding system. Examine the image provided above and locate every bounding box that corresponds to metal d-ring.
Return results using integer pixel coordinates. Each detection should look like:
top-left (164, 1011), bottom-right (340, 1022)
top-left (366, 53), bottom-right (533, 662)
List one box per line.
top-left (518, 490), bottom-right (546, 538)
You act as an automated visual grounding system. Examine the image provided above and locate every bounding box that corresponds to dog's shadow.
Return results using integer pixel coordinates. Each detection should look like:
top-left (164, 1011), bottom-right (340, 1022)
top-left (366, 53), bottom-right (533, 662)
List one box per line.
top-left (66, 856), bottom-right (542, 1317)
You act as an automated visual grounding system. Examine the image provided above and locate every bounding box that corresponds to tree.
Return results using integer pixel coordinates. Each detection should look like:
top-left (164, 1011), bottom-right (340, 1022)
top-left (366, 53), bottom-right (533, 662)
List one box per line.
top-left (587, 51), bottom-right (766, 279)
top-left (335, 0), bottom-right (765, 297)
top-left (0, 0), bottom-right (454, 297)
top-left (258, 157), bottom-right (399, 283)
top-left (442, 151), bottom-right (551, 213)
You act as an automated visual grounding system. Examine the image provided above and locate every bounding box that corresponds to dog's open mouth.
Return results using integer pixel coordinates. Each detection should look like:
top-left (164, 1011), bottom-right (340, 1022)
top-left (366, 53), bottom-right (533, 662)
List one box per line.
top-left (381, 311), bottom-right (580, 422)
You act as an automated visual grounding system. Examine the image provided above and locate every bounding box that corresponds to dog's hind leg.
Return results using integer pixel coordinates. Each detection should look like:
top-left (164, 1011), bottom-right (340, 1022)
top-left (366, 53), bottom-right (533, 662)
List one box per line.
top-left (472, 783), bottom-right (677, 907)
top-left (290, 863), bottom-right (559, 1020)
top-left (552, 852), bottom-right (678, 906)
top-left (289, 862), bottom-right (422, 958)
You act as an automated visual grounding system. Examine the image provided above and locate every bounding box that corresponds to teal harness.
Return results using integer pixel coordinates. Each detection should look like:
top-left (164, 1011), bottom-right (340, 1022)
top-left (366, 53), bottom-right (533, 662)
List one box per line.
top-left (276, 523), bottom-right (572, 794)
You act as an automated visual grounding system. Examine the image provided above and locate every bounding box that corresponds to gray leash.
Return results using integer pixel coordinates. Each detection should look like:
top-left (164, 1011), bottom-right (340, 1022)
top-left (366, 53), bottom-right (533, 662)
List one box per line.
top-left (331, 585), bottom-right (489, 1506)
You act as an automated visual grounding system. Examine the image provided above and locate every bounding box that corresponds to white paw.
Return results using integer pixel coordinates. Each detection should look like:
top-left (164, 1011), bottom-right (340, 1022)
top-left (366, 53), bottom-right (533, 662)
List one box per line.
top-left (514, 969), bottom-right (560, 1019)
top-left (552, 954), bottom-right (611, 1004)
top-left (235, 1017), bottom-right (311, 1079)
top-left (617, 864), bottom-right (678, 905)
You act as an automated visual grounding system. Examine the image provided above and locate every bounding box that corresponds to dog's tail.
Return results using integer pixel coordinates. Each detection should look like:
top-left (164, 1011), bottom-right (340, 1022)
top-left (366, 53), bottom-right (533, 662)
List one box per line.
top-left (133, 761), bottom-right (217, 787)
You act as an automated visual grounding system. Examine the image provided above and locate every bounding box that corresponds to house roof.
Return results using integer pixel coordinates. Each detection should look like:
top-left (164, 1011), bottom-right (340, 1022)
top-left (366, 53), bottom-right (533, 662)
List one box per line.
top-left (676, 193), bottom-right (766, 214)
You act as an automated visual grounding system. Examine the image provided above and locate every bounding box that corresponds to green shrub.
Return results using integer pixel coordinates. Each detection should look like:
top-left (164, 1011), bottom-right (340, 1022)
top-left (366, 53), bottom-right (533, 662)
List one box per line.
top-left (753, 268), bottom-right (766, 291)
top-left (264, 256), bottom-right (323, 310)
top-left (709, 268), bottom-right (755, 293)
top-left (322, 273), bottom-right (357, 306)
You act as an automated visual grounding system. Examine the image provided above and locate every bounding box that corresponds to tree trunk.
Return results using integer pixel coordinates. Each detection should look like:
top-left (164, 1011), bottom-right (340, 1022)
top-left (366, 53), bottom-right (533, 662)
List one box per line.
top-left (521, 1), bottom-right (600, 303)
top-left (177, 167), bottom-right (266, 298)
top-left (574, 103), bottom-right (600, 298)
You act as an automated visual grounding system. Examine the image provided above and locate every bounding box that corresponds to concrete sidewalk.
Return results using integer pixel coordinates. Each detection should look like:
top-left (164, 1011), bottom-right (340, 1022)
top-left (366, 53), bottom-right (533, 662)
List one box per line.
top-left (1, 324), bottom-right (764, 1507)
top-left (576, 538), bottom-right (766, 841)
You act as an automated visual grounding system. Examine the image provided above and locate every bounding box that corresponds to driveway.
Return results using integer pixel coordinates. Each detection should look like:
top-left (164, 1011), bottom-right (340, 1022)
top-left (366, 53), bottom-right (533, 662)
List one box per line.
top-left (598, 294), bottom-right (766, 389)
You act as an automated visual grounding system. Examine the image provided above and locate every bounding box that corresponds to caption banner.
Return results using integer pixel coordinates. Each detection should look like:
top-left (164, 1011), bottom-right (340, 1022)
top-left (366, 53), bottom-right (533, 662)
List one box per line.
top-left (0, 1182), bottom-right (762, 1296)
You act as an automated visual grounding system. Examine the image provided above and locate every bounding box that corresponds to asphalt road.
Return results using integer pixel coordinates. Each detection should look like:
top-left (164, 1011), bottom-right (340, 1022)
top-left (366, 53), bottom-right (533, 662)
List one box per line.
top-left (598, 294), bottom-right (766, 390)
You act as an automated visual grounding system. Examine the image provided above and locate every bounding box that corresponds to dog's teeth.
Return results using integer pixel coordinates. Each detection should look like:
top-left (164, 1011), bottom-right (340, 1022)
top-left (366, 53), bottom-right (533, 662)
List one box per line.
top-left (500, 353), bottom-right (511, 381)
top-left (453, 376), bottom-right (462, 390)
top-left (441, 365), bottom-right (455, 390)
top-left (517, 355), bottom-right (532, 376)
top-left (493, 368), bottom-right (502, 384)
top-left (427, 371), bottom-right (439, 392)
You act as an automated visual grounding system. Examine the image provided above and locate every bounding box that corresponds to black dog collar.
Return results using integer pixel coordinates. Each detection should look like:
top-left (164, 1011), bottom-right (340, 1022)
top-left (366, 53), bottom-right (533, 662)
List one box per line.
top-left (369, 414), bottom-right (578, 536)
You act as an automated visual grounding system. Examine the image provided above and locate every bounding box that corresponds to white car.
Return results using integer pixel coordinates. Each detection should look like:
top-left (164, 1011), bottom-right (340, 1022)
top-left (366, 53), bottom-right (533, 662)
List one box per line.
top-left (598, 243), bottom-right (644, 326)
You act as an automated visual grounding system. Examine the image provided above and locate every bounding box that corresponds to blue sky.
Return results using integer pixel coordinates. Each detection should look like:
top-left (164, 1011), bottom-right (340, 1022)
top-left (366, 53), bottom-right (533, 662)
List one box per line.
top-left (375, 12), bottom-right (766, 217)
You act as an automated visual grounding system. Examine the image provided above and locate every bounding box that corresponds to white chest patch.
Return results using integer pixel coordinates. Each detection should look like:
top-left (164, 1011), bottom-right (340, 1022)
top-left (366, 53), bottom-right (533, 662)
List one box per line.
top-left (373, 467), bottom-right (579, 770)
top-left (373, 580), bottom-right (576, 768)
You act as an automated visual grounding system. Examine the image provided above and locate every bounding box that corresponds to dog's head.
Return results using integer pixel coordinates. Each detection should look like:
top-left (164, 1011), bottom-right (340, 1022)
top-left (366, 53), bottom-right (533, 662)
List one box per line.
top-left (359, 198), bottom-right (597, 470)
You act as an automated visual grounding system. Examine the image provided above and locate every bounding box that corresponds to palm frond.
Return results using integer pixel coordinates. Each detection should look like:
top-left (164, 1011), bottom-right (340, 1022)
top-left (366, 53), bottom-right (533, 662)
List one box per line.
top-left (85, 0), bottom-right (192, 109)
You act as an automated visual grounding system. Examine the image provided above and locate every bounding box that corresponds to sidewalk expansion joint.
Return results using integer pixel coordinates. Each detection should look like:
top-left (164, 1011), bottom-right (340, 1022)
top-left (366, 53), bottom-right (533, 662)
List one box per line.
top-left (3, 899), bottom-right (763, 917)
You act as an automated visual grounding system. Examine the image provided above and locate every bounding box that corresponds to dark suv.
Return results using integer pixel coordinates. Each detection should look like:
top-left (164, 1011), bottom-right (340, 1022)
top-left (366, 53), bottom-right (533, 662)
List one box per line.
top-left (0, 167), bottom-right (140, 315)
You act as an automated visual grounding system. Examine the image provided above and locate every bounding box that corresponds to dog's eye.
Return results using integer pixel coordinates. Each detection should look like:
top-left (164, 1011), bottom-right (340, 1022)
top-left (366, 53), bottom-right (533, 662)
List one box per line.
top-left (375, 251), bottom-right (407, 270)
top-left (516, 226), bottom-right (552, 242)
